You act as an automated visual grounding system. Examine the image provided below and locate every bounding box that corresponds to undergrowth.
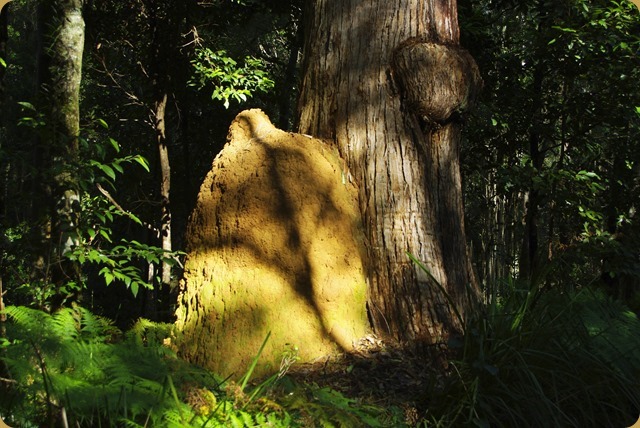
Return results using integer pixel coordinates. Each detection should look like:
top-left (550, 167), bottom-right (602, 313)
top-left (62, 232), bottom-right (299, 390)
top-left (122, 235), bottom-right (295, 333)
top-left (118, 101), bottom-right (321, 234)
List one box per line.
top-left (0, 305), bottom-right (394, 427)
top-left (424, 283), bottom-right (640, 427)
top-left (2, 281), bottom-right (638, 427)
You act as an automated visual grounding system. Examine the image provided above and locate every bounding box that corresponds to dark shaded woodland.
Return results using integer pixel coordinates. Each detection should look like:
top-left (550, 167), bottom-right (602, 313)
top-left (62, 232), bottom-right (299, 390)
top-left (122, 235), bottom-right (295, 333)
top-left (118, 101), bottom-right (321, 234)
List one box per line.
top-left (0, 0), bottom-right (639, 426)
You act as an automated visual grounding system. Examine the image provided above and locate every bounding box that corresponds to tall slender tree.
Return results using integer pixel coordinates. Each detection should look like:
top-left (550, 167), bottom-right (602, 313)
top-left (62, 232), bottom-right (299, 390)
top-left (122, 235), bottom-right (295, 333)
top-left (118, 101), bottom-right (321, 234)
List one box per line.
top-left (146, 0), bottom-right (177, 290)
top-left (33, 0), bottom-right (85, 293)
top-left (297, 0), bottom-right (482, 342)
top-left (0, 0), bottom-right (7, 343)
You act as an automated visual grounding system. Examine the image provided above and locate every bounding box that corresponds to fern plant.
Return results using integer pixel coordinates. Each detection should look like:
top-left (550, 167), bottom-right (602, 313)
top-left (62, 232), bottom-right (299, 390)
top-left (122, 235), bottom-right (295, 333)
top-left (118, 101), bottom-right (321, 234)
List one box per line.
top-left (0, 304), bottom-right (398, 427)
top-left (0, 305), bottom-right (218, 426)
top-left (0, 306), bottom-right (335, 427)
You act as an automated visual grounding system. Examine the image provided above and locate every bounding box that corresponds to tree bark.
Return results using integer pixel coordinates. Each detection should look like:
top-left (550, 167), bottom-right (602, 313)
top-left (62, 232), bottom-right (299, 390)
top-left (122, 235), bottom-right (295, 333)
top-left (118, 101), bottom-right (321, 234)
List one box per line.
top-left (145, 0), bottom-right (181, 293)
top-left (0, 5), bottom-right (8, 221)
top-left (35, 0), bottom-right (85, 290)
top-left (277, 17), bottom-right (303, 130)
top-left (297, 0), bottom-right (481, 343)
top-left (155, 93), bottom-right (172, 287)
top-left (47, 0), bottom-right (84, 149)
top-left (0, 5), bottom-right (7, 96)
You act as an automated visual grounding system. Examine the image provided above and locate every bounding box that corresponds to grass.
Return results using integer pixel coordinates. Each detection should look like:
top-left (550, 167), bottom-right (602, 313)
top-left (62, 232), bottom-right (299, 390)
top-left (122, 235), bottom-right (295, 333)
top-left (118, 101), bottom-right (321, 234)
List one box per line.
top-left (424, 282), bottom-right (640, 427)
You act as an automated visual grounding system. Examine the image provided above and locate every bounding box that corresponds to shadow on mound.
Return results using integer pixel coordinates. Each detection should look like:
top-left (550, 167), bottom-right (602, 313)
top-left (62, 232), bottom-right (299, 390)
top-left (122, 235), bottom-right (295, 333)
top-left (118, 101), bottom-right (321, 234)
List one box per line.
top-left (175, 109), bottom-right (370, 378)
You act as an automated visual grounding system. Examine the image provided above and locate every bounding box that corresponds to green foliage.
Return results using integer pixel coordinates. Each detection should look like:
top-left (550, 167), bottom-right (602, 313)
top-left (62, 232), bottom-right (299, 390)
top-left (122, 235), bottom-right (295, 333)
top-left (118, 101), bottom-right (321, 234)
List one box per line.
top-left (190, 47), bottom-right (275, 108)
top-left (0, 305), bottom-right (392, 427)
top-left (1, 222), bottom-right (63, 308)
top-left (0, 306), bottom-right (204, 425)
top-left (64, 128), bottom-right (182, 297)
top-left (425, 284), bottom-right (640, 427)
top-left (279, 381), bottom-right (394, 428)
top-left (3, 109), bottom-right (180, 301)
top-left (460, 0), bottom-right (640, 290)
top-left (68, 238), bottom-right (183, 298)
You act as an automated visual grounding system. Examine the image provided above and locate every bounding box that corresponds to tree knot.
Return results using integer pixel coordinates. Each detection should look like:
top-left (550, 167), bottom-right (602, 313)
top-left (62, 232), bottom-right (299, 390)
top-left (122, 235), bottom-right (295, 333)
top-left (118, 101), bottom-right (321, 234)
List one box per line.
top-left (391, 39), bottom-right (482, 126)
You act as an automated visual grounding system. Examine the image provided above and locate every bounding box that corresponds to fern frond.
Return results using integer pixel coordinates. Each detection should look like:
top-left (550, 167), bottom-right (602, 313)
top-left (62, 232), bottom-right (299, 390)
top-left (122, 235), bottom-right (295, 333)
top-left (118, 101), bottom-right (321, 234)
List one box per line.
top-left (4, 305), bottom-right (51, 336)
top-left (77, 306), bottom-right (120, 341)
top-left (51, 307), bottom-right (81, 340)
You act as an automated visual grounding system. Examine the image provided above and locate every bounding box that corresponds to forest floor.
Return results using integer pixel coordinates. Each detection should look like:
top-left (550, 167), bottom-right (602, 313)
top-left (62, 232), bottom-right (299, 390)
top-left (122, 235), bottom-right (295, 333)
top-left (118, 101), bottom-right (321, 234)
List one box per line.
top-left (286, 335), bottom-right (451, 425)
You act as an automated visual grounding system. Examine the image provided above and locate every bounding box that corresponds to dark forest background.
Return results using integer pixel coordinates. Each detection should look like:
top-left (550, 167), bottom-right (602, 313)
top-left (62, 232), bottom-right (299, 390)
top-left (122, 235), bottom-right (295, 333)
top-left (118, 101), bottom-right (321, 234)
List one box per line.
top-left (1, 0), bottom-right (639, 426)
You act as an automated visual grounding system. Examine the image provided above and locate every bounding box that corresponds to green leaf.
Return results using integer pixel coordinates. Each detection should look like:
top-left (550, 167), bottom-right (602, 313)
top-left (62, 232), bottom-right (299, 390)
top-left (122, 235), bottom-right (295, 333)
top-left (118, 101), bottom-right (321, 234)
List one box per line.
top-left (112, 162), bottom-right (124, 174)
top-left (130, 282), bottom-right (139, 297)
top-left (101, 268), bottom-right (114, 286)
top-left (99, 229), bottom-right (112, 243)
top-left (17, 101), bottom-right (36, 111)
top-left (133, 155), bottom-right (150, 172)
top-left (98, 164), bottom-right (116, 180)
top-left (109, 138), bottom-right (120, 152)
top-left (128, 212), bottom-right (143, 226)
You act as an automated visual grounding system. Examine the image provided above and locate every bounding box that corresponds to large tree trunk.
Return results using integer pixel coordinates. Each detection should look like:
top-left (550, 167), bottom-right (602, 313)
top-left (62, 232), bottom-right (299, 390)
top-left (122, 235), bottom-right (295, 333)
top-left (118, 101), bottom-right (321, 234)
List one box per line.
top-left (297, 0), bottom-right (481, 343)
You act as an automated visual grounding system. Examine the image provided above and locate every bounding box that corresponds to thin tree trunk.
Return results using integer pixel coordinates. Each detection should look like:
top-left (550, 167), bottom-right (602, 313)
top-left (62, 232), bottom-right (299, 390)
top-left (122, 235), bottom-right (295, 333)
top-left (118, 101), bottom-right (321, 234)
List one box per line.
top-left (0, 5), bottom-right (7, 96)
top-left (277, 18), bottom-right (303, 130)
top-left (156, 93), bottom-right (172, 287)
top-left (146, 0), bottom-right (184, 292)
top-left (601, 147), bottom-right (626, 294)
top-left (0, 5), bottom-right (8, 223)
top-left (0, 269), bottom-right (5, 336)
top-left (519, 57), bottom-right (544, 283)
top-left (297, 0), bottom-right (481, 343)
top-left (547, 96), bottom-right (568, 263)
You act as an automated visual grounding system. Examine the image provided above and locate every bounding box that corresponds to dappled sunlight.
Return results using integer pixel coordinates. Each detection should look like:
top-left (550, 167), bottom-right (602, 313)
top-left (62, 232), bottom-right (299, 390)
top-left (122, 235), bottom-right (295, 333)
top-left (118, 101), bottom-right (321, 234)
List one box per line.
top-left (175, 109), bottom-right (369, 379)
top-left (296, 0), bottom-right (479, 342)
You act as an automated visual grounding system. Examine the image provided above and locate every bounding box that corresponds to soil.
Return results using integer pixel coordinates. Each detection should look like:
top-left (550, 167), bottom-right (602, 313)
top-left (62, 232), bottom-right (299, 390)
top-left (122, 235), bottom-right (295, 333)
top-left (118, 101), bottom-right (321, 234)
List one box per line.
top-left (285, 334), bottom-right (450, 425)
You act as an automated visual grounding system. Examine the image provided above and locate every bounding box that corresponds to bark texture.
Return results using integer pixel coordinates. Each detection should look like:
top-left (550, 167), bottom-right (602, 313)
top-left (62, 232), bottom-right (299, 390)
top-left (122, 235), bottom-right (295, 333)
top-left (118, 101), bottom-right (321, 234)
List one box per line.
top-left (48, 0), bottom-right (84, 147)
top-left (175, 110), bottom-right (369, 378)
top-left (297, 0), bottom-right (481, 343)
top-left (52, 0), bottom-right (84, 274)
top-left (155, 93), bottom-right (172, 287)
top-left (36, 0), bottom-right (85, 287)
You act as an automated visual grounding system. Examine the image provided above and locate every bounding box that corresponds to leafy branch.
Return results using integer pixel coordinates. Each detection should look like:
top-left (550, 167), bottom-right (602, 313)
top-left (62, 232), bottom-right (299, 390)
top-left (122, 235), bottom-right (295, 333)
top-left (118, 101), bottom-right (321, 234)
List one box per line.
top-left (190, 47), bottom-right (275, 108)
